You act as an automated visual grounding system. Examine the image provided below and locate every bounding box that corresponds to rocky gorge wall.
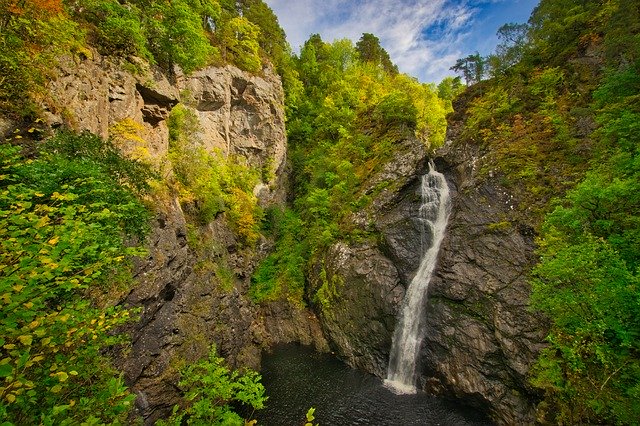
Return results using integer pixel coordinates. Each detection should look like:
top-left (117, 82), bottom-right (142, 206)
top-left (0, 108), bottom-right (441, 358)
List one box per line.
top-left (40, 52), bottom-right (328, 423)
top-left (16, 48), bottom-right (549, 424)
top-left (308, 116), bottom-right (548, 423)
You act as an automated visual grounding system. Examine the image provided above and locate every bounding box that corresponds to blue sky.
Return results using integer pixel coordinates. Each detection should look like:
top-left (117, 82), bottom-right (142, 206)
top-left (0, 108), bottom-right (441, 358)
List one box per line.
top-left (264, 0), bottom-right (539, 83)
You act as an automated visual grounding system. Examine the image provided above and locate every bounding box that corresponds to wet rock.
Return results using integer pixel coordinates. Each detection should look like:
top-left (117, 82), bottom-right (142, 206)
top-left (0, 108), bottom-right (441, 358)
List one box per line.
top-left (310, 124), bottom-right (547, 423)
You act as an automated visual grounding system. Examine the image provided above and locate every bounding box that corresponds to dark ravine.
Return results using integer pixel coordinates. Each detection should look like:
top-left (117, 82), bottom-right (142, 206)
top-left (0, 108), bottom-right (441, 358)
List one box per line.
top-left (35, 49), bottom-right (547, 424)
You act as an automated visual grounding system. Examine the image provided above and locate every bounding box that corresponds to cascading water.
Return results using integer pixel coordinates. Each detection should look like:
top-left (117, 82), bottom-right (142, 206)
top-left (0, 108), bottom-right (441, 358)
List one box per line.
top-left (385, 160), bottom-right (451, 394)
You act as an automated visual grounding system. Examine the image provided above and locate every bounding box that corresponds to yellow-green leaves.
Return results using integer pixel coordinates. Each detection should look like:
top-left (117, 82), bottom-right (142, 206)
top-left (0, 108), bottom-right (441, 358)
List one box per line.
top-left (0, 133), bottom-right (149, 423)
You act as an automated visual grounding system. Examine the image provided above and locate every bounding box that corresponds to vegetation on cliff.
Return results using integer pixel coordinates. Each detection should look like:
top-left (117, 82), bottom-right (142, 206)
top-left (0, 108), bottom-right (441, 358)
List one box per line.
top-left (450, 0), bottom-right (640, 422)
top-left (1, 0), bottom-right (283, 423)
top-left (250, 33), bottom-right (448, 303)
top-left (0, 131), bottom-right (151, 423)
top-left (0, 0), bottom-right (289, 118)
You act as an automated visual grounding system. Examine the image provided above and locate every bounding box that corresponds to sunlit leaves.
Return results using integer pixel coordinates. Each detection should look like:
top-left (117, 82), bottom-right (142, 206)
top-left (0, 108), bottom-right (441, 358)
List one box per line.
top-left (530, 60), bottom-right (640, 424)
top-left (0, 132), bottom-right (150, 423)
top-left (221, 16), bottom-right (262, 73)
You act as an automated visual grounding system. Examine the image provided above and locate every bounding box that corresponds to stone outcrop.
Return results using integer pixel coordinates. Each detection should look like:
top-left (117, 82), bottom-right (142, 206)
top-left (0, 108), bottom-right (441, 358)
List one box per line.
top-left (308, 136), bottom-right (429, 377)
top-left (43, 52), bottom-right (327, 424)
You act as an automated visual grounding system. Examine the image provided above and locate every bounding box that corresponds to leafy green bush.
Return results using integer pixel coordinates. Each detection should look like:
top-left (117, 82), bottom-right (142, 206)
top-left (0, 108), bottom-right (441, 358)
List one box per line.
top-left (159, 345), bottom-right (266, 425)
top-left (528, 27), bottom-right (640, 425)
top-left (0, 130), bottom-right (152, 424)
top-left (250, 208), bottom-right (306, 303)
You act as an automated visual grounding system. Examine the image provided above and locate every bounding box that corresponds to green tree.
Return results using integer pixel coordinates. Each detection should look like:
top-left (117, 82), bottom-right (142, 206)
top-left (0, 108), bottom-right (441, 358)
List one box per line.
top-left (487, 23), bottom-right (529, 77)
top-left (450, 52), bottom-right (485, 85)
top-left (145, 0), bottom-right (218, 73)
top-left (221, 16), bottom-right (262, 72)
top-left (82, 0), bottom-right (151, 59)
top-left (0, 0), bottom-right (82, 116)
top-left (355, 33), bottom-right (398, 75)
top-left (239, 0), bottom-right (287, 67)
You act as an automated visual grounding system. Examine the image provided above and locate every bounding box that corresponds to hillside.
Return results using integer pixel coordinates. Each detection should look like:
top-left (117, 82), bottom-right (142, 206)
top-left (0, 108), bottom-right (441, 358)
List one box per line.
top-left (1, 0), bottom-right (639, 425)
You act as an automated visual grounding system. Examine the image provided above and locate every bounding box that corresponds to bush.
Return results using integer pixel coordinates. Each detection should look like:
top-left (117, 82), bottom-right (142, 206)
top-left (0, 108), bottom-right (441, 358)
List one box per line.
top-left (0, 130), bottom-right (152, 424)
top-left (158, 345), bottom-right (266, 425)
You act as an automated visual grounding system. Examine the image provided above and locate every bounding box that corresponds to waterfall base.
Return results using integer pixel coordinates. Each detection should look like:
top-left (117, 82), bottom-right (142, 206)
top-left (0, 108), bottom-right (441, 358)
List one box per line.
top-left (383, 379), bottom-right (417, 395)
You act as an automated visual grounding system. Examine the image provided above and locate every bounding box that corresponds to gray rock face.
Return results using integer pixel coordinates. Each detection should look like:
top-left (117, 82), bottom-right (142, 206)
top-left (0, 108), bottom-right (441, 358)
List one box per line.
top-left (311, 130), bottom-right (546, 423)
top-left (309, 137), bottom-right (428, 376)
top-left (422, 138), bottom-right (547, 424)
top-left (44, 53), bottom-right (326, 424)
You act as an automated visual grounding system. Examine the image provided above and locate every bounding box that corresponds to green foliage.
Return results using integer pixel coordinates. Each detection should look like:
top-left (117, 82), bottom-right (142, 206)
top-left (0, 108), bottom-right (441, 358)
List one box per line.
top-left (158, 345), bottom-right (266, 425)
top-left (83, 0), bottom-right (151, 59)
top-left (0, 0), bottom-right (83, 117)
top-left (1, 0), bottom-right (290, 117)
top-left (449, 3), bottom-right (640, 422)
top-left (168, 104), bottom-right (262, 245)
top-left (437, 76), bottom-right (464, 112)
top-left (450, 53), bottom-right (485, 85)
top-left (252, 33), bottom-right (447, 307)
top-left (525, 8), bottom-right (640, 423)
top-left (304, 407), bottom-right (318, 426)
top-left (0, 131), bottom-right (151, 424)
top-left (144, 0), bottom-right (219, 73)
top-left (220, 16), bottom-right (262, 72)
top-left (250, 208), bottom-right (306, 303)
top-left (239, 0), bottom-right (287, 69)
top-left (355, 33), bottom-right (398, 75)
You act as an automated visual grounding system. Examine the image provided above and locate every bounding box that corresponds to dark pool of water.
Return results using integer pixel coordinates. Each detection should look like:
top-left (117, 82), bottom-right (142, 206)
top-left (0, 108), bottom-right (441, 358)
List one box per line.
top-left (254, 344), bottom-right (493, 426)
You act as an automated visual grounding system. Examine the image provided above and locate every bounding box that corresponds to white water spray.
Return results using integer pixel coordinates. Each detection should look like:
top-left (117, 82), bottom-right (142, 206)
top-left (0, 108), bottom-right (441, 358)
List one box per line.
top-left (385, 160), bottom-right (451, 394)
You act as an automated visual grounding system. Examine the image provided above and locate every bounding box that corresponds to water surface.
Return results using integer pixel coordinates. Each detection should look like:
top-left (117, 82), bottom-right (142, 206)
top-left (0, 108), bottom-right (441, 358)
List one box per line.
top-left (256, 344), bottom-right (492, 426)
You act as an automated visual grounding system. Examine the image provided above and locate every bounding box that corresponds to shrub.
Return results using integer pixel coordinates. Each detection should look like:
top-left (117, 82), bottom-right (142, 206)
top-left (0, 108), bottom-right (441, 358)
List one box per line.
top-left (0, 130), bottom-right (152, 424)
top-left (158, 345), bottom-right (266, 425)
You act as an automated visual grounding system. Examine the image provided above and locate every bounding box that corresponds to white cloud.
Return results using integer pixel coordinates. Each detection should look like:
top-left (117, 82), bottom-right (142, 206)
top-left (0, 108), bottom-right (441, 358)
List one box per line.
top-left (264, 0), bottom-right (491, 82)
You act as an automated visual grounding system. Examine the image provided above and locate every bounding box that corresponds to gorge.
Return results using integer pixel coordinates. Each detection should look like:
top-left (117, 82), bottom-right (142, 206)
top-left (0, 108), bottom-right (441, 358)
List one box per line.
top-left (1, 0), bottom-right (639, 425)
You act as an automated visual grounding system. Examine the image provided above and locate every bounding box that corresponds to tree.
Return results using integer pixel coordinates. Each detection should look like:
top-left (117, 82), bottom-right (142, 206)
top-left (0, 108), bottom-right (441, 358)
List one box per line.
top-left (355, 33), bottom-right (398, 75)
top-left (487, 23), bottom-right (530, 77)
top-left (221, 16), bottom-right (262, 72)
top-left (450, 52), bottom-right (485, 85)
top-left (437, 76), bottom-right (464, 101)
top-left (145, 0), bottom-right (218, 74)
top-left (239, 0), bottom-right (287, 67)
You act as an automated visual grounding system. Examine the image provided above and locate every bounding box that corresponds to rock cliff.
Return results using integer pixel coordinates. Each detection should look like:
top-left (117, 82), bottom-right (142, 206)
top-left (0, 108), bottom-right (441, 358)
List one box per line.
top-left (42, 52), bottom-right (327, 423)
top-left (20, 49), bottom-right (548, 424)
top-left (423, 123), bottom-right (548, 424)
top-left (309, 108), bottom-right (547, 423)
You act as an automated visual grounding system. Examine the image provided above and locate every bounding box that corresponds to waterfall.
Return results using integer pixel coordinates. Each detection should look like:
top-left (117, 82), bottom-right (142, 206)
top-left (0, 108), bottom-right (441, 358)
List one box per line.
top-left (385, 160), bottom-right (451, 394)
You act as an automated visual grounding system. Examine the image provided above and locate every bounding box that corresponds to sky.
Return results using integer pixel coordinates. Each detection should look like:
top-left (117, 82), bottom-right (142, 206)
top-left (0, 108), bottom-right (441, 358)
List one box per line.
top-left (264, 0), bottom-right (539, 83)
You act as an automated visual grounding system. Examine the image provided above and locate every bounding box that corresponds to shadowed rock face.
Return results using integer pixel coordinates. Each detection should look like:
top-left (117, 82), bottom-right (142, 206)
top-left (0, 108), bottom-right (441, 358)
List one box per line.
top-left (421, 139), bottom-right (547, 424)
top-left (309, 129), bottom-right (547, 423)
